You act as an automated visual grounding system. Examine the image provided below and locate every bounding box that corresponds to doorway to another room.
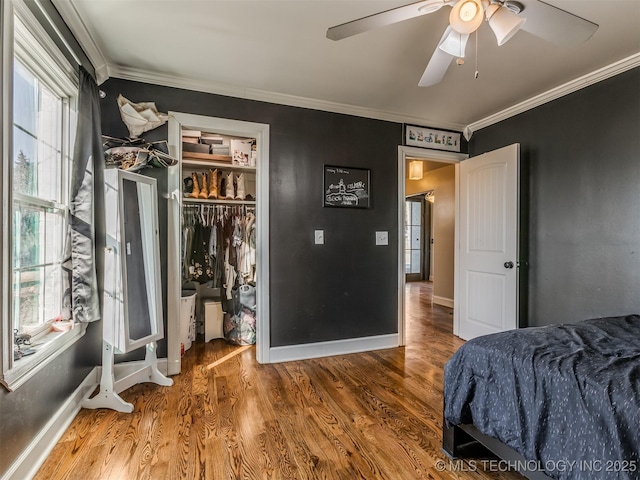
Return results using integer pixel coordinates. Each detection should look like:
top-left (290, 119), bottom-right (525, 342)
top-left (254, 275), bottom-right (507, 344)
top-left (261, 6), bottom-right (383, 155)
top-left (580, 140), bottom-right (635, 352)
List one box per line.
top-left (398, 144), bottom-right (522, 344)
top-left (403, 164), bottom-right (453, 339)
top-left (397, 146), bottom-right (467, 346)
top-left (405, 158), bottom-right (455, 310)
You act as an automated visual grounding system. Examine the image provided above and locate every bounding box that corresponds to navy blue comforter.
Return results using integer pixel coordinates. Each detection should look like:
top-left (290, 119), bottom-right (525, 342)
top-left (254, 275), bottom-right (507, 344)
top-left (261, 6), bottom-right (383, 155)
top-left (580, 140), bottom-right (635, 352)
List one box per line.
top-left (444, 315), bottom-right (640, 480)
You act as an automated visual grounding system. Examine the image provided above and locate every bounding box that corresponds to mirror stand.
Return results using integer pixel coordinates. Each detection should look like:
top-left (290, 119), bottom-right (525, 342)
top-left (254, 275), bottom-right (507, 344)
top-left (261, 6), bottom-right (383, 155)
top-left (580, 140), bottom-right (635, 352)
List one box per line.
top-left (83, 169), bottom-right (173, 412)
top-left (82, 340), bottom-right (172, 412)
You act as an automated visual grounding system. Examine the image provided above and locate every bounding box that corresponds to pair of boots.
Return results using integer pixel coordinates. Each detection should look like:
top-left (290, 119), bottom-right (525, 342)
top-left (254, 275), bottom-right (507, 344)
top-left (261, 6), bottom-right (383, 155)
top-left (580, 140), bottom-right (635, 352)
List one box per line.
top-left (218, 172), bottom-right (246, 200)
top-left (189, 170), bottom-right (246, 200)
top-left (189, 169), bottom-right (219, 199)
top-left (212, 171), bottom-right (232, 200)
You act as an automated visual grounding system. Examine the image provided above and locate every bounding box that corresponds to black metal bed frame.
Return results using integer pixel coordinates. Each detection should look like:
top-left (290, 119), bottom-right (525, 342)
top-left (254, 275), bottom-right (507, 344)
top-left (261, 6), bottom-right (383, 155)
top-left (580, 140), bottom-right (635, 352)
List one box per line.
top-left (442, 421), bottom-right (553, 480)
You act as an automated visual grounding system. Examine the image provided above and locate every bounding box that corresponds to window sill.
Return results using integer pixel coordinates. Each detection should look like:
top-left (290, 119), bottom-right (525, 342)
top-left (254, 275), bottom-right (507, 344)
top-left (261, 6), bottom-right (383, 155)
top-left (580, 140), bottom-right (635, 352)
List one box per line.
top-left (1, 322), bottom-right (87, 392)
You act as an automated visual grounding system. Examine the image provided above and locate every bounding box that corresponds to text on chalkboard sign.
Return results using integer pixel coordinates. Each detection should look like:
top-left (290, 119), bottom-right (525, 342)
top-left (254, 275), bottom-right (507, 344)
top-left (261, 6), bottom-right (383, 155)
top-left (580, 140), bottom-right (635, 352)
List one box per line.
top-left (323, 165), bottom-right (370, 208)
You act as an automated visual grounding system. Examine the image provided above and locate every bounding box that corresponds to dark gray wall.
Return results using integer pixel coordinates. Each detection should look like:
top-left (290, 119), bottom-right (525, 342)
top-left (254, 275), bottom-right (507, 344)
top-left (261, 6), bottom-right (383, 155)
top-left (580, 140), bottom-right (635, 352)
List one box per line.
top-left (99, 78), bottom-right (402, 347)
top-left (469, 68), bottom-right (640, 327)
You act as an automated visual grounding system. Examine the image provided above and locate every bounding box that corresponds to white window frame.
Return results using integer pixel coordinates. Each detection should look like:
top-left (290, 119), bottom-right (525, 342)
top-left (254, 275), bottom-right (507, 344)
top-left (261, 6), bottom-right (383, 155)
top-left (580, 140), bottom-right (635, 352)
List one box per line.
top-left (1, 0), bottom-right (86, 391)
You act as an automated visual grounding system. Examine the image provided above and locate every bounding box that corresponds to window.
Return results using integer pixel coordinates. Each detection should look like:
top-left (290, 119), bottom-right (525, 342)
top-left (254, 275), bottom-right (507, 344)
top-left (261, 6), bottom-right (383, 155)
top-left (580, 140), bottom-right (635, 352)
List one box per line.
top-left (1, 2), bottom-right (82, 390)
top-left (13, 58), bottom-right (69, 336)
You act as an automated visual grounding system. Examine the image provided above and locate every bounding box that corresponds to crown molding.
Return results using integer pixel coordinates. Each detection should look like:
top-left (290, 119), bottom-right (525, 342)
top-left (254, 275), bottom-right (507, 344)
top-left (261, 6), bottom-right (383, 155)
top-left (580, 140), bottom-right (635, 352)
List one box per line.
top-left (464, 53), bottom-right (640, 139)
top-left (107, 64), bottom-right (467, 132)
top-left (51, 0), bottom-right (108, 84)
top-left (49, 1), bottom-right (638, 136)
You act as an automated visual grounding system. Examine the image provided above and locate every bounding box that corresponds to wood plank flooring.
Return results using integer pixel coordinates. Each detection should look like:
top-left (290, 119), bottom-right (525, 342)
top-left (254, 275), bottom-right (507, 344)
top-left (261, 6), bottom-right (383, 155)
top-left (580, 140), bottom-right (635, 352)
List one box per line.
top-left (35, 282), bottom-right (523, 479)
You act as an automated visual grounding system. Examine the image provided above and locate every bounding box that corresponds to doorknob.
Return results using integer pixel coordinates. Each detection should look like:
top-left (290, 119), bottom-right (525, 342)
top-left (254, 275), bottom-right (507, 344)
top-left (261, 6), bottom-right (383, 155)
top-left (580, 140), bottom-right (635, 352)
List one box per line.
top-left (504, 261), bottom-right (514, 269)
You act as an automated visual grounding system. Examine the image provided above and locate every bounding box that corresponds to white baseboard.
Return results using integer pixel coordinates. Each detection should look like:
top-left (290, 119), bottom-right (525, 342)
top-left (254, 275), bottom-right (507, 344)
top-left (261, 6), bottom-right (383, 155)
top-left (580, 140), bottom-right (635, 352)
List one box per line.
top-left (433, 296), bottom-right (454, 309)
top-left (268, 334), bottom-right (399, 363)
top-left (2, 367), bottom-right (99, 480)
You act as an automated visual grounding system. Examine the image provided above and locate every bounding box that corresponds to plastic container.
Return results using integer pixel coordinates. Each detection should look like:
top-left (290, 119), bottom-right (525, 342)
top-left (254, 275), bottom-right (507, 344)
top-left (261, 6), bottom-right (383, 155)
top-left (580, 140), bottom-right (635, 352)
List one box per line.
top-left (180, 291), bottom-right (197, 352)
top-left (203, 300), bottom-right (224, 342)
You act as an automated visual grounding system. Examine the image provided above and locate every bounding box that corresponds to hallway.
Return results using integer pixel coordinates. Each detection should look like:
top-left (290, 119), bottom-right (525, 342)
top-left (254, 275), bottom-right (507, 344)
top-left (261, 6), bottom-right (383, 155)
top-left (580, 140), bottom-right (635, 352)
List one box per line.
top-left (405, 280), bottom-right (455, 342)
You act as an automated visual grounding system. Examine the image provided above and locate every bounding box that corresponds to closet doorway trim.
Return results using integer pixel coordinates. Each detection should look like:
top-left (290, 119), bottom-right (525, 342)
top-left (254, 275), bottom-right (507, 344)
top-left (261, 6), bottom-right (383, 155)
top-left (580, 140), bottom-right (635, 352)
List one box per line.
top-left (168, 112), bottom-right (270, 372)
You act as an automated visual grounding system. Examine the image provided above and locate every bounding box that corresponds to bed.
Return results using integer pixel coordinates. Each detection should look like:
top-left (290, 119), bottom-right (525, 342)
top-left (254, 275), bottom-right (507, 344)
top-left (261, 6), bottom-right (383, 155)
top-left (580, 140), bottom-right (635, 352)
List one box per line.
top-left (443, 314), bottom-right (640, 480)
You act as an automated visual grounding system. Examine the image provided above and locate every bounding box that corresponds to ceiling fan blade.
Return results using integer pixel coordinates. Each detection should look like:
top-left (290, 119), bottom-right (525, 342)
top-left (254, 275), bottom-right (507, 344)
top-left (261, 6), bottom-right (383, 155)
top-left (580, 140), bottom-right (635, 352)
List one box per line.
top-left (326, 0), bottom-right (451, 41)
top-left (419, 48), bottom-right (453, 87)
top-left (519, 0), bottom-right (598, 47)
top-left (419, 27), bottom-right (457, 87)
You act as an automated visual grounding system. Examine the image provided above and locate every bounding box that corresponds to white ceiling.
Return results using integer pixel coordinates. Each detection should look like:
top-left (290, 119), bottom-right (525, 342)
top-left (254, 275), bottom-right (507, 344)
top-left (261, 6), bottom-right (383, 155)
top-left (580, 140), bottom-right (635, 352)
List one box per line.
top-left (56, 0), bottom-right (640, 131)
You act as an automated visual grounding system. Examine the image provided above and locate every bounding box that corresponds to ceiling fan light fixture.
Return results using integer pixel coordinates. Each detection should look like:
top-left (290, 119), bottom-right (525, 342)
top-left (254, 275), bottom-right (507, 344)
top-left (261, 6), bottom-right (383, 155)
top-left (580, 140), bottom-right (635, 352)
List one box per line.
top-left (486, 3), bottom-right (526, 46)
top-left (449, 0), bottom-right (484, 34)
top-left (438, 28), bottom-right (470, 57)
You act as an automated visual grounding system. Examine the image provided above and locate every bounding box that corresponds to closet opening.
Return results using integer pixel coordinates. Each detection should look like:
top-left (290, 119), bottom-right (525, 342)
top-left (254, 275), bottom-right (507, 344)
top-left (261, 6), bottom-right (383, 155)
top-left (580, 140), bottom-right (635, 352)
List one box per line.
top-left (167, 113), bottom-right (270, 375)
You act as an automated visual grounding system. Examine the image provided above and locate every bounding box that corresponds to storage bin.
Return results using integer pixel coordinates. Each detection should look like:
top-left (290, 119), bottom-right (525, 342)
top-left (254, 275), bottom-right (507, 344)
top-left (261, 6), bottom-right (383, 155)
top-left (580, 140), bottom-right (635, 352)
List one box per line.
top-left (180, 291), bottom-right (197, 352)
top-left (203, 301), bottom-right (224, 342)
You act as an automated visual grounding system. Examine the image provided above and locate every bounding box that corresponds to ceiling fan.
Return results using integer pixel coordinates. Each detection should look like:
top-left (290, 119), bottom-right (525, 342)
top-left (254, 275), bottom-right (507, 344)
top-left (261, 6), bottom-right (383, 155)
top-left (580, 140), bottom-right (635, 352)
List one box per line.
top-left (326, 0), bottom-right (598, 87)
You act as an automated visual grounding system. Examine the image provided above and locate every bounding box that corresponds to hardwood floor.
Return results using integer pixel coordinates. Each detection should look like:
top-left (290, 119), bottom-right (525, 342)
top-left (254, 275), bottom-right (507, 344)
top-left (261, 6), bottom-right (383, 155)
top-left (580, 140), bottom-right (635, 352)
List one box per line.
top-left (35, 282), bottom-right (522, 480)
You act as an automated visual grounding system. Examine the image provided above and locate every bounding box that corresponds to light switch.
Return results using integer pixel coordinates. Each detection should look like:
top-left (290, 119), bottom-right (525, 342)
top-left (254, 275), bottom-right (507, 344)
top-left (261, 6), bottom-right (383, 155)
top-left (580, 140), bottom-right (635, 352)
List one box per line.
top-left (314, 230), bottom-right (324, 245)
top-left (375, 231), bottom-right (388, 246)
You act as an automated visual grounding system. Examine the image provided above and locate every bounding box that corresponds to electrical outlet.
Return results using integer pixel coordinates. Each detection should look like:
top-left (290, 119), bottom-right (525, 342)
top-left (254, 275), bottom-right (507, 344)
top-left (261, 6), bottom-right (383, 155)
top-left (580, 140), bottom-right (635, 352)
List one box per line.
top-left (375, 231), bottom-right (388, 246)
top-left (314, 230), bottom-right (324, 245)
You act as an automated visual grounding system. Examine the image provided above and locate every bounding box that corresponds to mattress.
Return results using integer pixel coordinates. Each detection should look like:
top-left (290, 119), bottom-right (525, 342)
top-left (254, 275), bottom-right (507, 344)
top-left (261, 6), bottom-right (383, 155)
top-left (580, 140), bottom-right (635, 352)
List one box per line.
top-left (444, 315), bottom-right (640, 480)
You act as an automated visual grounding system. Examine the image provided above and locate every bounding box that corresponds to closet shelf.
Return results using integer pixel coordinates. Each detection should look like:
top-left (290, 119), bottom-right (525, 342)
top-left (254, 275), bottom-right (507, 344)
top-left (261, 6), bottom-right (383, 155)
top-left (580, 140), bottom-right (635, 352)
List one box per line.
top-left (183, 197), bottom-right (256, 205)
top-left (182, 159), bottom-right (256, 171)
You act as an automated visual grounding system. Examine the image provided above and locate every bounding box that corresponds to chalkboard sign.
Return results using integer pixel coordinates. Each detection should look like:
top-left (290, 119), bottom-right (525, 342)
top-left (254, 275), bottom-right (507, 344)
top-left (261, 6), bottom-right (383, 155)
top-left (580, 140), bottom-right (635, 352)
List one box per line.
top-left (323, 165), bottom-right (370, 208)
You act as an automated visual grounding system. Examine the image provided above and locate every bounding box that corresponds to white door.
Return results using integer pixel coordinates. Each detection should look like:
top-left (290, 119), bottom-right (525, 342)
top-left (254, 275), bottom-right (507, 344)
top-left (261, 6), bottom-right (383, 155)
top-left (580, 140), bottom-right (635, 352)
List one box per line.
top-left (456, 144), bottom-right (519, 340)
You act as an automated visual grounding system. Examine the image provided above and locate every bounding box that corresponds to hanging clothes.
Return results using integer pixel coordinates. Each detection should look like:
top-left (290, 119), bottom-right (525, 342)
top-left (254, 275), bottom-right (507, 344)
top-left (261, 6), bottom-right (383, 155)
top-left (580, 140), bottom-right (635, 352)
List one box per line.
top-left (239, 212), bottom-right (255, 281)
top-left (181, 204), bottom-right (256, 287)
top-left (223, 242), bottom-right (237, 301)
top-left (182, 203), bottom-right (257, 344)
top-left (190, 222), bottom-right (213, 284)
top-left (211, 217), bottom-right (224, 289)
top-left (182, 206), bottom-right (199, 280)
